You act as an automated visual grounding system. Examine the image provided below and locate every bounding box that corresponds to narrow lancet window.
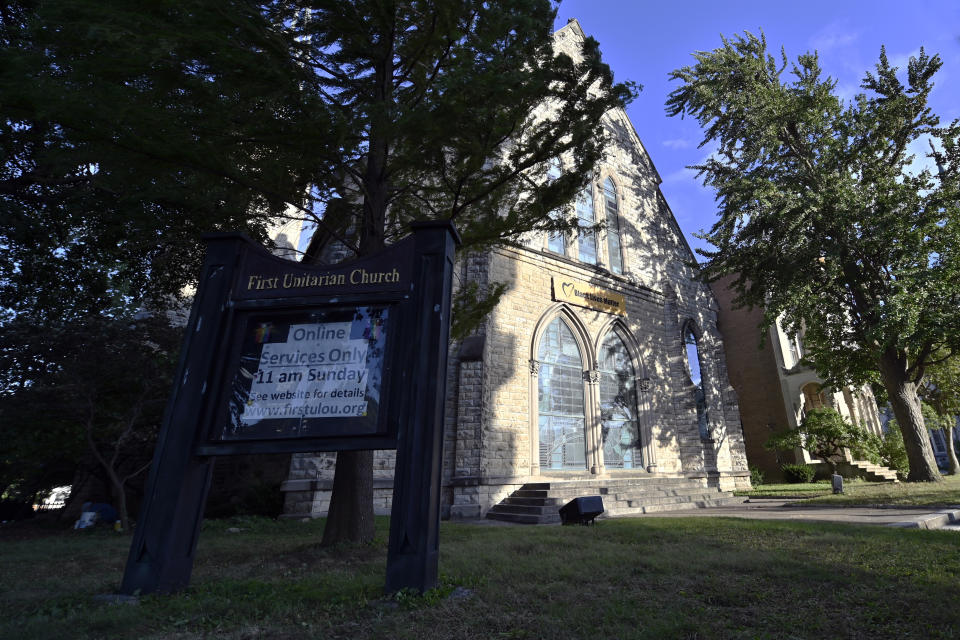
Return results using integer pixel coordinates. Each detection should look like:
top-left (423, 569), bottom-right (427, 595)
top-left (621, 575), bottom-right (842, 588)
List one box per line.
top-left (603, 178), bottom-right (623, 274)
top-left (576, 183), bottom-right (597, 265)
top-left (683, 324), bottom-right (709, 439)
top-left (546, 159), bottom-right (565, 255)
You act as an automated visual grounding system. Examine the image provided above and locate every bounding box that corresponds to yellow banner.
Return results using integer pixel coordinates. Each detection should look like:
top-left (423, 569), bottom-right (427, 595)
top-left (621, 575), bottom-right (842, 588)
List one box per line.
top-left (552, 277), bottom-right (626, 316)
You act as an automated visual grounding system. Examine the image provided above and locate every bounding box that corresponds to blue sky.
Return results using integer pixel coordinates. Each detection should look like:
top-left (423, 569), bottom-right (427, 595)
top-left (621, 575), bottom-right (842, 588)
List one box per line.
top-left (552, 0), bottom-right (960, 257)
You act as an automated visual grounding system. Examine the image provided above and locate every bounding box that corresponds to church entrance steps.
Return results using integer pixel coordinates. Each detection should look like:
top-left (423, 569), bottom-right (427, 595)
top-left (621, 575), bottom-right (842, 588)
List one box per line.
top-left (486, 477), bottom-right (745, 524)
top-left (839, 460), bottom-right (900, 483)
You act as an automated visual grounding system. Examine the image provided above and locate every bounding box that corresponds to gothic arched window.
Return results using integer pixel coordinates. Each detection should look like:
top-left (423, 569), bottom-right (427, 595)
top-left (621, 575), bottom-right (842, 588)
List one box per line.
top-left (603, 178), bottom-right (623, 275)
top-left (598, 330), bottom-right (641, 469)
top-left (683, 323), bottom-right (709, 439)
top-left (546, 159), bottom-right (565, 255)
top-left (576, 183), bottom-right (597, 265)
top-left (537, 317), bottom-right (586, 469)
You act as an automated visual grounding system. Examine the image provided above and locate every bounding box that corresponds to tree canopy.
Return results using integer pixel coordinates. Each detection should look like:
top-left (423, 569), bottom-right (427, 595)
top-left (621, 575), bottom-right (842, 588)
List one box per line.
top-left (1, 0), bottom-right (339, 323)
top-left (276, 1), bottom-right (636, 255)
top-left (667, 32), bottom-right (960, 481)
top-left (3, 2), bottom-right (636, 534)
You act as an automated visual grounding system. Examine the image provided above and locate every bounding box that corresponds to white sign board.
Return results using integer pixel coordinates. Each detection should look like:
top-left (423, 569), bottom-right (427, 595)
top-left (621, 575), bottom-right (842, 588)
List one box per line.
top-left (241, 322), bottom-right (370, 422)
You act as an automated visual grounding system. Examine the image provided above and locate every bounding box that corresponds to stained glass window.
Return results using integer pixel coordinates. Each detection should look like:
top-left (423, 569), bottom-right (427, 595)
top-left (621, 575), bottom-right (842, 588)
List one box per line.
top-left (598, 331), bottom-right (640, 469)
top-left (537, 318), bottom-right (586, 469)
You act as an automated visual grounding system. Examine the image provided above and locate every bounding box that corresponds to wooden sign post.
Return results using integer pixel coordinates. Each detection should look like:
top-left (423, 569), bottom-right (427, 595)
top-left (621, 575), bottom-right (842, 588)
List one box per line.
top-left (120, 221), bottom-right (458, 596)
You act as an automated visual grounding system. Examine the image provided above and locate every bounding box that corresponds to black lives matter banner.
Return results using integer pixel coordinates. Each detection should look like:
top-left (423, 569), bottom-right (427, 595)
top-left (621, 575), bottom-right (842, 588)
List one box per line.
top-left (222, 306), bottom-right (389, 440)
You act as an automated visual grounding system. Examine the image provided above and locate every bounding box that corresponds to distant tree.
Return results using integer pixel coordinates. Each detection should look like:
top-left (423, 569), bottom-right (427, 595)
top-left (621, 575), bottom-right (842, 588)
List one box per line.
top-left (877, 425), bottom-right (910, 479)
top-left (667, 32), bottom-right (960, 481)
top-left (918, 369), bottom-right (960, 474)
top-left (765, 407), bottom-right (872, 476)
top-left (273, 0), bottom-right (637, 545)
top-left (0, 316), bottom-right (181, 530)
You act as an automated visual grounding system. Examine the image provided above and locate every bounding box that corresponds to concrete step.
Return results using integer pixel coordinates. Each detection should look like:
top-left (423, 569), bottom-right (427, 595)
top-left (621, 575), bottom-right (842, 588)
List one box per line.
top-left (486, 477), bottom-right (742, 524)
top-left (610, 487), bottom-right (724, 501)
top-left (621, 493), bottom-right (729, 508)
top-left (502, 496), bottom-right (564, 507)
top-left (847, 460), bottom-right (900, 483)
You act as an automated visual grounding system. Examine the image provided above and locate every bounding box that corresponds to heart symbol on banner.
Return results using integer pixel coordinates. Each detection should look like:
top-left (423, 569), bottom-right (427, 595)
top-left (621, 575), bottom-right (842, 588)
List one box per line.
top-left (561, 282), bottom-right (575, 298)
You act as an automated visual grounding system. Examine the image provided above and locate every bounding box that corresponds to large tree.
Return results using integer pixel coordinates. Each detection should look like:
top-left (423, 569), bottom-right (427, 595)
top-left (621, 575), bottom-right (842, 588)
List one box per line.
top-left (3, 1), bottom-right (635, 537)
top-left (0, 0), bottom-right (339, 323)
top-left (666, 32), bottom-right (960, 481)
top-left (1, 0), bottom-right (342, 517)
top-left (273, 0), bottom-right (636, 544)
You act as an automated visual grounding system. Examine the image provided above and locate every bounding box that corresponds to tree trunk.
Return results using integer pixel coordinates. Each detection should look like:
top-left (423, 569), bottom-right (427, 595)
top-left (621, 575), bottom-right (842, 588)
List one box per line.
top-left (108, 470), bottom-right (129, 531)
top-left (879, 349), bottom-right (941, 482)
top-left (321, 19), bottom-right (394, 546)
top-left (321, 450), bottom-right (375, 545)
top-left (943, 426), bottom-right (960, 476)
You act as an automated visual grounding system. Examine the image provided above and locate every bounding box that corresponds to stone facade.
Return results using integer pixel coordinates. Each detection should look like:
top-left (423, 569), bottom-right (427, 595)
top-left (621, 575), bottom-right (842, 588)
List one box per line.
top-left (281, 20), bottom-right (751, 519)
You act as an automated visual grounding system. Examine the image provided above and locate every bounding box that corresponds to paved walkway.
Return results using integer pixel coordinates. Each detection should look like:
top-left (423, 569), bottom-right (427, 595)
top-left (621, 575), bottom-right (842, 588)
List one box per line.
top-left (626, 498), bottom-right (960, 530)
top-left (462, 499), bottom-right (960, 529)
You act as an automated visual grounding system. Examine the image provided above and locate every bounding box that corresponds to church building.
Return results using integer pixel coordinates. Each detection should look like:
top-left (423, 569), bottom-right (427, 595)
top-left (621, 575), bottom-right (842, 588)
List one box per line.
top-left (280, 20), bottom-right (751, 521)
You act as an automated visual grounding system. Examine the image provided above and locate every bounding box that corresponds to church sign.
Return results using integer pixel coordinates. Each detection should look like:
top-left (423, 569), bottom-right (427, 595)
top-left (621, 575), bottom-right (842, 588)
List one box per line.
top-left (121, 222), bottom-right (459, 597)
top-left (552, 276), bottom-right (626, 315)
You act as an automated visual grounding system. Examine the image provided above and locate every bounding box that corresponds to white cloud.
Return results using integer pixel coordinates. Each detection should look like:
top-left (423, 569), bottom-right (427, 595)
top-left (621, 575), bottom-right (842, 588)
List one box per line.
top-left (889, 48), bottom-right (923, 72)
top-left (661, 165), bottom-right (699, 185)
top-left (809, 23), bottom-right (859, 53)
top-left (662, 138), bottom-right (693, 150)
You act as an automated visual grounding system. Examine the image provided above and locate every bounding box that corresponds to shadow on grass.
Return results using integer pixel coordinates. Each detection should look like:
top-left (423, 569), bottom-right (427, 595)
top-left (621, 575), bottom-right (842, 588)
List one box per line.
top-left (2, 515), bottom-right (959, 639)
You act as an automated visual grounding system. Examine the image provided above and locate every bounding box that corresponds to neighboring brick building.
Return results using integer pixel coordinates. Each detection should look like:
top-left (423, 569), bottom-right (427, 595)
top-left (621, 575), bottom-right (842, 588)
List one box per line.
top-left (712, 275), bottom-right (887, 482)
top-left (281, 20), bottom-right (751, 520)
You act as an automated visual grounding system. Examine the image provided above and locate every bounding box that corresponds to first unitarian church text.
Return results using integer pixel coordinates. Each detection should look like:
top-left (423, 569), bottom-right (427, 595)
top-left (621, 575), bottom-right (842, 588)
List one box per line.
top-left (247, 268), bottom-right (401, 291)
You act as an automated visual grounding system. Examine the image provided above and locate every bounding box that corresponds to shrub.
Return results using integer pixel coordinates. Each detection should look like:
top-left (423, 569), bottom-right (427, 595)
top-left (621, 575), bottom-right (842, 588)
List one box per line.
top-left (765, 407), bottom-right (872, 475)
top-left (781, 463), bottom-right (816, 483)
top-left (878, 426), bottom-right (910, 479)
top-left (851, 432), bottom-right (883, 465)
top-left (749, 466), bottom-right (765, 486)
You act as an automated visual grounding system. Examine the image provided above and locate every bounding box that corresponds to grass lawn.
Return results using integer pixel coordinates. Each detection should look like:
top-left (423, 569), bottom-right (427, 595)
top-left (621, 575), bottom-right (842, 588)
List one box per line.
top-left (737, 474), bottom-right (960, 506)
top-left (2, 515), bottom-right (959, 639)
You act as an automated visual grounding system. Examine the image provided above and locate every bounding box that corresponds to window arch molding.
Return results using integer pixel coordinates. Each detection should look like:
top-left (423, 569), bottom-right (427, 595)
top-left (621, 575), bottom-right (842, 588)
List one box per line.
top-left (528, 304), bottom-right (598, 475)
top-left (593, 317), bottom-right (644, 379)
top-left (529, 303), bottom-right (596, 369)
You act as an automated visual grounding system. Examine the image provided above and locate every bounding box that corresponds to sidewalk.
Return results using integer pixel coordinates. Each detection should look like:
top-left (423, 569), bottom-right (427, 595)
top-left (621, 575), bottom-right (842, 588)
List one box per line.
top-left (631, 498), bottom-right (960, 530)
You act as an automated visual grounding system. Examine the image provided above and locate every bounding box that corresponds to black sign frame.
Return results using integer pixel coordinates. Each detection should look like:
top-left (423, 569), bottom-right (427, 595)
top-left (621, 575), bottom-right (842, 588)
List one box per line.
top-left (120, 222), bottom-right (458, 597)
